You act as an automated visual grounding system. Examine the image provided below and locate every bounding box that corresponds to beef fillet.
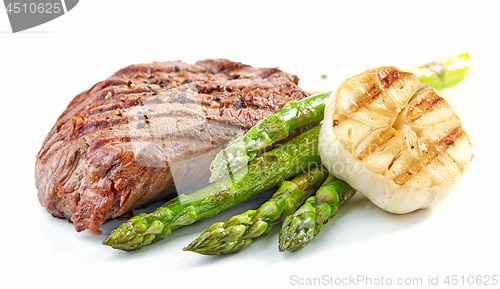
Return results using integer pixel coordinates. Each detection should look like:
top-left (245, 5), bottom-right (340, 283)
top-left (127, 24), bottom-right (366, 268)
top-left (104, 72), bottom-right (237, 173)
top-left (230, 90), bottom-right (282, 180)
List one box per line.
top-left (35, 59), bottom-right (309, 232)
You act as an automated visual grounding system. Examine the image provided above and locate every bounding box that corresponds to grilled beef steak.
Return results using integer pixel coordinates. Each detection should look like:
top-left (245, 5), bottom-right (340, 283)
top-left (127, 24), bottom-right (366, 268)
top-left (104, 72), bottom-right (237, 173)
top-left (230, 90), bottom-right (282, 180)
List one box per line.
top-left (35, 59), bottom-right (309, 232)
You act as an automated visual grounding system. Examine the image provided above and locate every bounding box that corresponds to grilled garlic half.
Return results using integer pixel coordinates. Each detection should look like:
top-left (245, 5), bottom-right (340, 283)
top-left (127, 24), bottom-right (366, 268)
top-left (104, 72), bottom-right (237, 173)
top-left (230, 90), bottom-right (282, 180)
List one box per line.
top-left (319, 66), bottom-right (474, 214)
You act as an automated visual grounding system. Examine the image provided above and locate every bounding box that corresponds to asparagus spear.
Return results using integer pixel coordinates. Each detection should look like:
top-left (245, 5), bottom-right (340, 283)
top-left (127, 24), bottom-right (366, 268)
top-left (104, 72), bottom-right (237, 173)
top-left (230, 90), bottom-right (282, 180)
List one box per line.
top-left (183, 167), bottom-right (328, 255)
top-left (405, 52), bottom-right (471, 90)
top-left (209, 53), bottom-right (471, 183)
top-left (103, 125), bottom-right (322, 250)
top-left (279, 175), bottom-right (356, 252)
top-left (209, 91), bottom-right (330, 183)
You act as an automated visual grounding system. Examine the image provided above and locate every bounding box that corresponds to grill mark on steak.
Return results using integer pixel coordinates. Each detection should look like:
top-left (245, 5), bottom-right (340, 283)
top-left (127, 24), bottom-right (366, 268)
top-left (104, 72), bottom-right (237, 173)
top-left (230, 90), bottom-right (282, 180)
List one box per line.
top-left (44, 76), bottom-right (293, 154)
top-left (35, 59), bottom-right (309, 231)
top-left (47, 90), bottom-right (287, 161)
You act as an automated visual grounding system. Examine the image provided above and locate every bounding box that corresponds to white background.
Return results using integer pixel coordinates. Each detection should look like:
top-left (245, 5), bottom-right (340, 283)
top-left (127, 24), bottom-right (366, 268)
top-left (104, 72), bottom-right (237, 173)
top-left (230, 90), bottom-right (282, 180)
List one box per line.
top-left (1, 1), bottom-right (499, 288)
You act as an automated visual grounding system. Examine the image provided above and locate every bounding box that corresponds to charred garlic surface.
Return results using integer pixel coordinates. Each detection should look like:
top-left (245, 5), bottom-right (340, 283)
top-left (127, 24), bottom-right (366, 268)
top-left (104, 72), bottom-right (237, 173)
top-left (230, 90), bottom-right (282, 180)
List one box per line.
top-left (319, 66), bottom-right (473, 214)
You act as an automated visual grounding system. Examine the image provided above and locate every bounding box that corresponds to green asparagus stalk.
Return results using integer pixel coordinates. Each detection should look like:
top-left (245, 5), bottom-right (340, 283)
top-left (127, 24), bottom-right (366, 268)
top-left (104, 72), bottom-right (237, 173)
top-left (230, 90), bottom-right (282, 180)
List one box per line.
top-left (183, 167), bottom-right (328, 255)
top-left (209, 91), bottom-right (330, 183)
top-left (278, 175), bottom-right (356, 252)
top-left (405, 52), bottom-right (471, 90)
top-left (209, 53), bottom-right (471, 183)
top-left (103, 125), bottom-right (322, 250)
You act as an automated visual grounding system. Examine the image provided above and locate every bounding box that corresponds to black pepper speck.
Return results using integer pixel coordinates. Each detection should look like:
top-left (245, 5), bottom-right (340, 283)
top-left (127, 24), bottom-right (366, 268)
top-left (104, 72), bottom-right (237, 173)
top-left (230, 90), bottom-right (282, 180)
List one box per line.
top-left (236, 100), bottom-right (246, 109)
top-left (178, 92), bottom-right (187, 103)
